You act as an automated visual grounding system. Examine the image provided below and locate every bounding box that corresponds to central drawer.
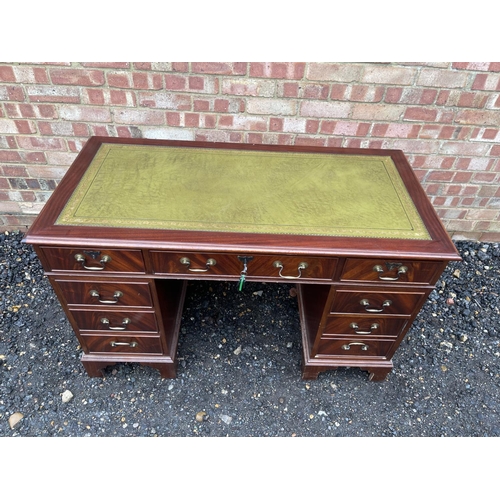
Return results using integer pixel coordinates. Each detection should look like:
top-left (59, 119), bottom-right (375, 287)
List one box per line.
top-left (150, 251), bottom-right (337, 281)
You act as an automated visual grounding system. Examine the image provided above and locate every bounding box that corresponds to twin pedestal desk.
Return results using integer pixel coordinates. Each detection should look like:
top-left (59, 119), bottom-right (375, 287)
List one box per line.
top-left (24, 137), bottom-right (460, 381)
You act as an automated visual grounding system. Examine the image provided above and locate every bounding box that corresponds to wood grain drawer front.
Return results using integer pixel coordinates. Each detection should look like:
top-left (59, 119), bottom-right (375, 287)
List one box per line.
top-left (41, 247), bottom-right (146, 273)
top-left (150, 251), bottom-right (337, 281)
top-left (323, 316), bottom-right (407, 338)
top-left (315, 337), bottom-right (395, 358)
top-left (54, 280), bottom-right (153, 308)
top-left (81, 334), bottom-right (162, 354)
top-left (341, 258), bottom-right (442, 285)
top-left (70, 310), bottom-right (158, 333)
top-left (331, 289), bottom-right (427, 316)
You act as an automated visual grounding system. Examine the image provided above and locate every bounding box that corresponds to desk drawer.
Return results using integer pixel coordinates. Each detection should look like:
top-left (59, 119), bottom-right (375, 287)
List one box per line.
top-left (80, 334), bottom-right (162, 354)
top-left (323, 316), bottom-right (407, 338)
top-left (150, 251), bottom-right (337, 281)
top-left (70, 310), bottom-right (158, 333)
top-left (315, 337), bottom-right (395, 358)
top-left (41, 247), bottom-right (146, 273)
top-left (340, 258), bottom-right (442, 285)
top-left (330, 289), bottom-right (427, 316)
top-left (53, 279), bottom-right (153, 308)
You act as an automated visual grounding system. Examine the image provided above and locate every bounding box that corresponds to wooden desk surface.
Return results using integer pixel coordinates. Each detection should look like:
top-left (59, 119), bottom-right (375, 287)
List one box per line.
top-left (24, 137), bottom-right (460, 261)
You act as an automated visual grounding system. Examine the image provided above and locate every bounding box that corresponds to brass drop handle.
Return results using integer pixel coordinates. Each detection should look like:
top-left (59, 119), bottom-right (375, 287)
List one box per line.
top-left (110, 340), bottom-right (138, 348)
top-left (373, 265), bottom-right (408, 281)
top-left (100, 317), bottom-right (131, 330)
top-left (350, 322), bottom-right (379, 335)
top-left (273, 261), bottom-right (308, 279)
top-left (342, 342), bottom-right (369, 351)
top-left (360, 299), bottom-right (392, 313)
top-left (180, 257), bottom-right (217, 272)
top-left (90, 290), bottom-right (123, 304)
top-left (74, 253), bottom-right (111, 271)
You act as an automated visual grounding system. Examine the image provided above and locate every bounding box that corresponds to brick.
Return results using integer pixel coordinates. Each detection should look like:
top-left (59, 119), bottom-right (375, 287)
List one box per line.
top-left (165, 75), bottom-right (186, 90)
top-left (139, 92), bottom-right (191, 110)
top-left (250, 62), bottom-right (305, 79)
top-left (427, 170), bottom-right (455, 182)
top-left (0, 119), bottom-right (20, 134)
top-left (225, 116), bottom-right (268, 131)
top-left (373, 123), bottom-right (420, 138)
top-left (300, 101), bottom-right (351, 118)
top-left (0, 66), bottom-right (16, 81)
top-left (303, 84), bottom-right (330, 100)
top-left (222, 78), bottom-right (275, 97)
top-left (247, 98), bottom-right (296, 115)
top-left (166, 112), bottom-right (181, 126)
top-left (132, 72), bottom-right (163, 89)
top-left (114, 108), bottom-right (165, 125)
top-left (361, 65), bottom-right (416, 85)
top-left (59, 106), bottom-right (112, 122)
top-left (282, 118), bottom-right (306, 133)
top-left (26, 85), bottom-right (81, 103)
top-left (0, 85), bottom-right (25, 101)
top-left (472, 73), bottom-right (500, 91)
top-left (294, 137), bottom-right (326, 147)
top-left (269, 118), bottom-right (283, 131)
top-left (191, 62), bottom-right (247, 75)
top-left (465, 208), bottom-right (499, 220)
top-left (184, 113), bottom-right (199, 127)
top-left (279, 82), bottom-right (299, 98)
top-left (352, 103), bottom-right (402, 121)
top-left (13, 66), bottom-right (49, 84)
top-left (403, 107), bottom-right (437, 122)
top-left (306, 63), bottom-right (363, 82)
top-left (452, 62), bottom-right (490, 71)
top-left (0, 201), bottom-right (21, 213)
top-left (306, 120), bottom-right (320, 134)
top-left (457, 92), bottom-right (488, 108)
top-left (194, 100), bottom-right (210, 111)
top-left (107, 72), bottom-right (131, 88)
top-left (349, 85), bottom-right (384, 102)
top-left (16, 136), bottom-right (66, 150)
top-left (172, 63), bottom-right (189, 72)
top-left (417, 69), bottom-right (468, 88)
top-left (456, 109), bottom-right (500, 127)
top-left (472, 172), bottom-right (497, 183)
top-left (330, 84), bottom-right (348, 100)
top-left (440, 142), bottom-right (489, 156)
top-left (50, 68), bottom-right (105, 86)
top-left (1, 165), bottom-right (28, 177)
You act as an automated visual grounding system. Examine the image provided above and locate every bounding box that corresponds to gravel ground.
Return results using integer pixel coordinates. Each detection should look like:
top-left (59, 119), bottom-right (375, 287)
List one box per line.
top-left (1, 230), bottom-right (499, 439)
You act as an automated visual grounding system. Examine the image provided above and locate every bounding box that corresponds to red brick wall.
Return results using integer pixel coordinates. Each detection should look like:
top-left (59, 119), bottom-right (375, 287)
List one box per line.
top-left (1, 62), bottom-right (499, 241)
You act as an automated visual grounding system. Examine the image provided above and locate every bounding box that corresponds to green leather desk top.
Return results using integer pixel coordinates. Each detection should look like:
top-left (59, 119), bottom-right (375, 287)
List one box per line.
top-left (56, 143), bottom-right (430, 240)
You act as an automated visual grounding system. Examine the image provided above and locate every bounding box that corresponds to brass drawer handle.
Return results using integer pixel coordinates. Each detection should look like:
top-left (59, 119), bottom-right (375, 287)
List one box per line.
top-left (180, 257), bottom-right (217, 272)
top-left (273, 261), bottom-right (308, 279)
top-left (342, 342), bottom-right (369, 351)
top-left (373, 265), bottom-right (408, 281)
top-left (110, 340), bottom-right (138, 348)
top-left (360, 299), bottom-right (392, 313)
top-left (74, 253), bottom-right (111, 271)
top-left (350, 322), bottom-right (379, 335)
top-left (90, 290), bottom-right (123, 304)
top-left (100, 317), bottom-right (131, 330)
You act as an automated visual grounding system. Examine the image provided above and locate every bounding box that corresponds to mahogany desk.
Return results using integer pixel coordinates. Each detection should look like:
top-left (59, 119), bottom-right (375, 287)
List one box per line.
top-left (24, 137), bottom-right (461, 381)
